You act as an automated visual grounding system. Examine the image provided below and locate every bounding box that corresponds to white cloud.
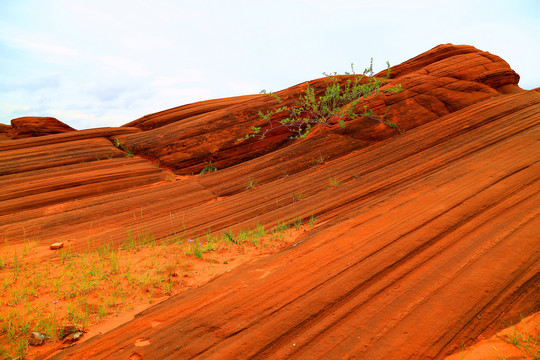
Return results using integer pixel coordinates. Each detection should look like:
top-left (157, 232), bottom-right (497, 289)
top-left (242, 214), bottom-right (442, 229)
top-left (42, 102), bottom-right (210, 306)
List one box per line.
top-left (301, 0), bottom-right (431, 10)
top-left (156, 87), bottom-right (212, 101)
top-left (226, 80), bottom-right (262, 95)
top-left (10, 37), bottom-right (80, 57)
top-left (97, 55), bottom-right (150, 78)
top-left (151, 68), bottom-right (209, 87)
top-left (47, 109), bottom-right (131, 129)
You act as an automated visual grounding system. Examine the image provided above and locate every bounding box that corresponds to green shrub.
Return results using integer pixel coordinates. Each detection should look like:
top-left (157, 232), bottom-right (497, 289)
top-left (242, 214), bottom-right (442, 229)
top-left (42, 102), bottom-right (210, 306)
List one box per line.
top-left (242, 59), bottom-right (403, 140)
top-left (200, 161), bottom-right (218, 175)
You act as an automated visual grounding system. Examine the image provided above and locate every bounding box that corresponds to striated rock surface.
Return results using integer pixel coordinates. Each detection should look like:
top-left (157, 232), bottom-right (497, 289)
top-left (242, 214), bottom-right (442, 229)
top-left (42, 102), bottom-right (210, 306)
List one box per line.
top-left (2, 116), bottom-right (76, 139)
top-left (0, 44), bottom-right (538, 359)
top-left (112, 44), bottom-right (522, 175)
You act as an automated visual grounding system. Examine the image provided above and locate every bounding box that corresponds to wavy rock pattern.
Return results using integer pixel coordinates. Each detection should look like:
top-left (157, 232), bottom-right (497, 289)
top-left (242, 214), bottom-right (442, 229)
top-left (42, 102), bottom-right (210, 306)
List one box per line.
top-left (0, 44), bottom-right (538, 359)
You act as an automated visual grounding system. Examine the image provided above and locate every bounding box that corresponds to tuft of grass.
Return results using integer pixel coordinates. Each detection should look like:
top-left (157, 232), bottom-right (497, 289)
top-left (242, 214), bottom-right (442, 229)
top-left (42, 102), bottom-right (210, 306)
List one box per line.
top-left (222, 231), bottom-right (237, 245)
top-left (326, 175), bottom-right (342, 189)
top-left (502, 321), bottom-right (540, 359)
top-left (313, 153), bottom-right (328, 165)
top-left (245, 178), bottom-right (257, 190)
top-left (309, 209), bottom-right (317, 227)
top-left (200, 161), bottom-right (218, 175)
top-left (112, 138), bottom-right (134, 157)
top-left (293, 217), bottom-right (303, 230)
top-left (291, 192), bottom-right (304, 203)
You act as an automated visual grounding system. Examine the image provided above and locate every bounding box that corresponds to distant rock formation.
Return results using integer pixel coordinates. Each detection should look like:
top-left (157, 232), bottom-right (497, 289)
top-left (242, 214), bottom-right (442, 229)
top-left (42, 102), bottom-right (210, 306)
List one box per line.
top-left (0, 116), bottom-right (76, 139)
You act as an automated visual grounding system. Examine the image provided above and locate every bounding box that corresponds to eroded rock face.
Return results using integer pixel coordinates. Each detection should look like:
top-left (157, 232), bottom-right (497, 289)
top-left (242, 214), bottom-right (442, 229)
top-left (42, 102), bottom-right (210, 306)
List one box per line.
top-left (1, 44), bottom-right (539, 360)
top-left (49, 89), bottom-right (540, 360)
top-left (115, 44), bottom-right (522, 175)
top-left (376, 43), bottom-right (520, 88)
top-left (0, 123), bottom-right (10, 140)
top-left (4, 116), bottom-right (76, 139)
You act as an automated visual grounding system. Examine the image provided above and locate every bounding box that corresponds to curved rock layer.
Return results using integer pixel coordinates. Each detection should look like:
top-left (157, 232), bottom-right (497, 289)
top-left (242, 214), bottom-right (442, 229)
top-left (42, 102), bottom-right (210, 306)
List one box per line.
top-left (0, 44), bottom-right (538, 359)
top-left (113, 44), bottom-right (520, 175)
top-left (50, 88), bottom-right (540, 360)
top-left (1, 116), bottom-right (76, 139)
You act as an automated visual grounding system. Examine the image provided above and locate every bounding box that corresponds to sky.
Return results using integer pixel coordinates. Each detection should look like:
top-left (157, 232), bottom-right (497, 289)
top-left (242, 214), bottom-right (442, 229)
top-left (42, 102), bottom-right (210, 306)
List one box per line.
top-left (1, 0), bottom-right (539, 130)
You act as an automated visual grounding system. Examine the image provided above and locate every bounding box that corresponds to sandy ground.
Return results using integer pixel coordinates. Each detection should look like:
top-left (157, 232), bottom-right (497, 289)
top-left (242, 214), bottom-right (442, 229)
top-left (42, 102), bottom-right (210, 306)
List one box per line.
top-left (444, 311), bottom-right (539, 360)
top-left (0, 226), bottom-right (305, 359)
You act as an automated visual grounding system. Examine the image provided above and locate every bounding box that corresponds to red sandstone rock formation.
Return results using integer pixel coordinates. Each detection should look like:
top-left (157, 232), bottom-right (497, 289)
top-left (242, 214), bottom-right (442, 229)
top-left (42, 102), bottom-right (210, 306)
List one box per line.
top-left (111, 44), bottom-right (521, 176)
top-left (1, 116), bottom-right (76, 139)
top-left (0, 44), bottom-right (538, 359)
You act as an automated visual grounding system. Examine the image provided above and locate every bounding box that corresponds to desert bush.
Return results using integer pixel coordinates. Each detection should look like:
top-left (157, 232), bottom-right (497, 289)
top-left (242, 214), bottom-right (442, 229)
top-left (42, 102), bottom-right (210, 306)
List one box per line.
top-left (241, 59), bottom-right (403, 140)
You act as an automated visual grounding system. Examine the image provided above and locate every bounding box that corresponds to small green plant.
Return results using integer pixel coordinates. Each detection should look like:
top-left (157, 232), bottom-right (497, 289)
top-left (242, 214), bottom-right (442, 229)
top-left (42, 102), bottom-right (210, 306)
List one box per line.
top-left (193, 247), bottom-right (203, 259)
top-left (291, 192), bottom-right (304, 203)
top-left (385, 120), bottom-right (400, 129)
top-left (112, 138), bottom-right (134, 157)
top-left (124, 230), bottom-right (136, 250)
top-left (255, 223), bottom-right (266, 241)
top-left (237, 231), bottom-right (250, 246)
top-left (293, 217), bottom-right (303, 230)
top-left (97, 304), bottom-right (108, 319)
top-left (502, 322), bottom-right (540, 359)
top-left (12, 251), bottom-right (21, 278)
top-left (241, 59), bottom-right (403, 140)
top-left (327, 175), bottom-right (342, 189)
top-left (200, 161), bottom-right (218, 174)
top-left (223, 231), bottom-right (237, 244)
top-left (309, 209), bottom-right (317, 227)
top-left (245, 178), bottom-right (257, 190)
top-left (313, 153), bottom-right (328, 165)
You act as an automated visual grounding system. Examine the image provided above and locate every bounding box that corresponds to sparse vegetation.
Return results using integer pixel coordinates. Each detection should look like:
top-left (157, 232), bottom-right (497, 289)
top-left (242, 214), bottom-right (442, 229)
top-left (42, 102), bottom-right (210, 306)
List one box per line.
top-left (502, 319), bottom-right (540, 359)
top-left (245, 178), bottom-right (257, 190)
top-left (454, 317), bottom-right (540, 360)
top-left (327, 175), bottom-right (342, 189)
top-left (200, 161), bottom-right (218, 175)
top-left (313, 153), bottom-right (328, 166)
top-left (112, 138), bottom-right (134, 158)
top-left (0, 216), bottom-right (316, 359)
top-left (291, 192), bottom-right (304, 203)
top-left (240, 59), bottom-right (403, 141)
